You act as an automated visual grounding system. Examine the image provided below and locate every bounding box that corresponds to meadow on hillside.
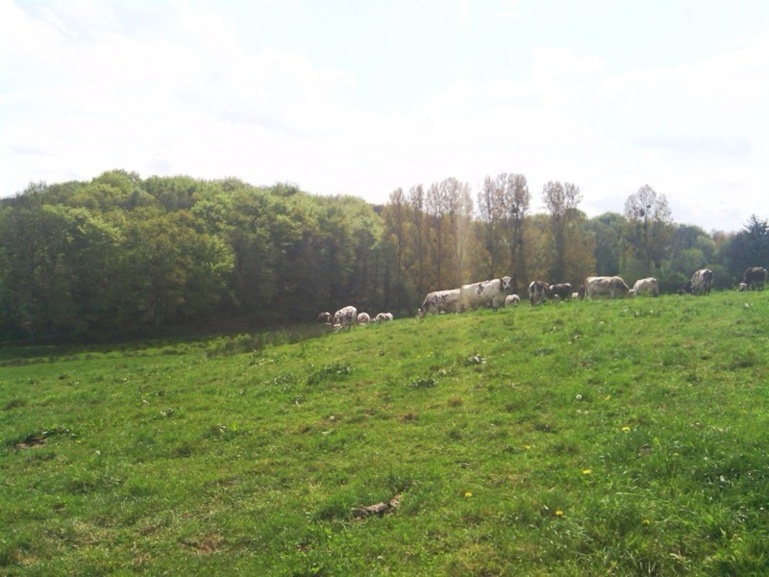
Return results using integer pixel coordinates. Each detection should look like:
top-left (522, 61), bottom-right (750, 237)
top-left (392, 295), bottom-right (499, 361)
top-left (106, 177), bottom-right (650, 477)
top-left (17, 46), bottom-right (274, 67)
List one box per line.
top-left (2, 291), bottom-right (769, 576)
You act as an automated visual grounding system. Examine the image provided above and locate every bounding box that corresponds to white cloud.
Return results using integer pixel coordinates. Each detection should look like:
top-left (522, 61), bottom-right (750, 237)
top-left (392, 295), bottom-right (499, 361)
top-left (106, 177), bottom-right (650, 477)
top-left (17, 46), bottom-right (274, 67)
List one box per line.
top-left (1, 0), bottom-right (768, 232)
top-left (497, 0), bottom-right (521, 18)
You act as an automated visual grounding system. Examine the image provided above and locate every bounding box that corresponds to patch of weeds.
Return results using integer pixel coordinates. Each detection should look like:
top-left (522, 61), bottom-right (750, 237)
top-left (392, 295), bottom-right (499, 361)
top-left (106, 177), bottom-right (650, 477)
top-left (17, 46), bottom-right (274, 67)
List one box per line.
top-left (551, 440), bottom-right (580, 456)
top-left (534, 347), bottom-right (555, 357)
top-left (3, 398), bottom-right (26, 411)
top-left (268, 372), bottom-right (298, 389)
top-left (310, 493), bottom-right (353, 522)
top-left (307, 362), bottom-right (353, 385)
top-left (731, 348), bottom-right (759, 369)
top-left (400, 412), bottom-right (419, 423)
top-left (409, 376), bottom-right (437, 389)
top-left (205, 423), bottom-right (243, 442)
top-left (171, 442), bottom-right (196, 458)
top-left (533, 422), bottom-right (557, 434)
top-left (460, 354), bottom-right (486, 366)
top-left (9, 426), bottom-right (74, 450)
top-left (569, 329), bottom-right (584, 343)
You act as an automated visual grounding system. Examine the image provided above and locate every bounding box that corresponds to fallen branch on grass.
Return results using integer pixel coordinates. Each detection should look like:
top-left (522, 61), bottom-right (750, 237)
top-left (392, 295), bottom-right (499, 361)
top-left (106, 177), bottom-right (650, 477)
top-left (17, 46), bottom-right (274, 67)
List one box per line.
top-left (352, 493), bottom-right (402, 518)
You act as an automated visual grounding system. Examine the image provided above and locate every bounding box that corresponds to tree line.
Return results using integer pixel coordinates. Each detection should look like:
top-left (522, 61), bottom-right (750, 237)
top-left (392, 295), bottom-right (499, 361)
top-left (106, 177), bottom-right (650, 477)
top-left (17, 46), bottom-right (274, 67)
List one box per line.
top-left (1, 169), bottom-right (766, 341)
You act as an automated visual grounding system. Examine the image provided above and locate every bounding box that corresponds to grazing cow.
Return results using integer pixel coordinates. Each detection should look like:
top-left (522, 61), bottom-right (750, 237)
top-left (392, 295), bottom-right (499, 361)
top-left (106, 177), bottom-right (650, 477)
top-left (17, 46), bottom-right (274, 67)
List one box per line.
top-left (458, 276), bottom-right (512, 311)
top-left (333, 305), bottom-right (358, 327)
top-left (504, 294), bottom-right (521, 307)
top-left (632, 277), bottom-right (659, 297)
top-left (375, 312), bottom-right (394, 322)
top-left (549, 283), bottom-right (573, 301)
top-left (317, 311), bottom-right (332, 324)
top-left (585, 276), bottom-right (630, 299)
top-left (418, 289), bottom-right (461, 317)
top-left (742, 267), bottom-right (768, 290)
top-left (528, 280), bottom-right (550, 306)
top-left (738, 282), bottom-right (748, 291)
top-left (357, 312), bottom-right (371, 324)
top-left (686, 268), bottom-right (714, 295)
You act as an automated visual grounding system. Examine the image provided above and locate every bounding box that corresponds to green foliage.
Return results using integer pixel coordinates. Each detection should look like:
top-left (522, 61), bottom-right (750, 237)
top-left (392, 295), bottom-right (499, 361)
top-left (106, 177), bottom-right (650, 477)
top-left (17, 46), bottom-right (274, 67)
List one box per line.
top-left (2, 293), bottom-right (769, 574)
top-left (2, 171), bottom-right (767, 341)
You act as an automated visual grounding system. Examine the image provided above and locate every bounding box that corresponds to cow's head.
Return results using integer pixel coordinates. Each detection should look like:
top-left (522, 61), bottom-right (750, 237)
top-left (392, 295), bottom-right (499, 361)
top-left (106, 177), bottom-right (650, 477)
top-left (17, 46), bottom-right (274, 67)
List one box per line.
top-left (501, 276), bottom-right (512, 291)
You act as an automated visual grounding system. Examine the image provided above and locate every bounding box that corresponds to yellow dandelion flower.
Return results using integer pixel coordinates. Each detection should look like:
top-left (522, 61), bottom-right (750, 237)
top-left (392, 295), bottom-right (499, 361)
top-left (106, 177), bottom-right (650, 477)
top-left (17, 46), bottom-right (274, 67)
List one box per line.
top-left (622, 426), bottom-right (631, 432)
top-left (524, 444), bottom-right (531, 450)
top-left (555, 509), bottom-right (564, 517)
top-left (582, 469), bottom-right (592, 475)
top-left (464, 491), bottom-right (473, 498)
top-left (642, 519), bottom-right (651, 526)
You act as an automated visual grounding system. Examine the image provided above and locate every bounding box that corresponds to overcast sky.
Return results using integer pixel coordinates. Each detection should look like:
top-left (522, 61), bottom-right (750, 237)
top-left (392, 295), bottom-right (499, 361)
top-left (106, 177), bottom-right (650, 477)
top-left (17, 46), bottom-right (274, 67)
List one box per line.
top-left (2, 0), bottom-right (768, 233)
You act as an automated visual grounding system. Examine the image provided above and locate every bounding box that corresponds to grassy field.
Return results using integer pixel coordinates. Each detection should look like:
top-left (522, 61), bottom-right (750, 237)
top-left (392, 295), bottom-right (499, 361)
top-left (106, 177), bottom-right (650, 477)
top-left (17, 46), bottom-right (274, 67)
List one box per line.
top-left (2, 291), bottom-right (769, 576)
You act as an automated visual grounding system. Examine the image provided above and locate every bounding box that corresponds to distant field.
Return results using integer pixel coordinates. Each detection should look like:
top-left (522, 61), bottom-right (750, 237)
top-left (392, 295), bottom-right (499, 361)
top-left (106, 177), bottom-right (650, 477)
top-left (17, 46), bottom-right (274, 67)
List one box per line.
top-left (2, 291), bottom-right (769, 576)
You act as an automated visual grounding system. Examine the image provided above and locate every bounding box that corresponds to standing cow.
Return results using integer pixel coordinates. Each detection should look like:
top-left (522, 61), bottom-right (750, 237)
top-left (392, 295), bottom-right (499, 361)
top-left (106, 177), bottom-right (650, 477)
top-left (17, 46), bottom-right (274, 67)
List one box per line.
top-left (742, 267), bottom-right (767, 290)
top-left (632, 277), bottom-right (659, 297)
top-left (528, 280), bottom-right (550, 306)
top-left (585, 276), bottom-right (630, 299)
top-left (681, 269), bottom-right (714, 296)
top-left (549, 283), bottom-right (572, 301)
top-left (458, 276), bottom-right (512, 312)
top-left (333, 305), bottom-right (358, 327)
top-left (418, 289), bottom-right (461, 317)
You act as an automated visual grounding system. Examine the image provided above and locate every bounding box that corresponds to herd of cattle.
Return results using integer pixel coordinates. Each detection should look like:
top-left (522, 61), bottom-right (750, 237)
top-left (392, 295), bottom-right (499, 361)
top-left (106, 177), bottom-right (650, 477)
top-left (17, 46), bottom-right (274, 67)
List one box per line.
top-left (318, 267), bottom-right (767, 326)
top-left (317, 308), bottom-right (394, 329)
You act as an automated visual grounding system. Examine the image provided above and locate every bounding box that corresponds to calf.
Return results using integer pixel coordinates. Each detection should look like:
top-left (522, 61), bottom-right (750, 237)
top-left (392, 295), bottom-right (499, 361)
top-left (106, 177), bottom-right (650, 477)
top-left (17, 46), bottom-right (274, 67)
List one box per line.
top-left (357, 312), bottom-right (371, 324)
top-left (317, 311), bottom-right (333, 324)
top-left (375, 312), bottom-right (394, 322)
top-left (504, 294), bottom-right (520, 307)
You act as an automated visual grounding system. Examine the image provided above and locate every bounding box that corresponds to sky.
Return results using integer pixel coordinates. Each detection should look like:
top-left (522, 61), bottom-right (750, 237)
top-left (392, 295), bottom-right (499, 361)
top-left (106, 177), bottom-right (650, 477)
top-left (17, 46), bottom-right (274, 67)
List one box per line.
top-left (2, 0), bottom-right (768, 233)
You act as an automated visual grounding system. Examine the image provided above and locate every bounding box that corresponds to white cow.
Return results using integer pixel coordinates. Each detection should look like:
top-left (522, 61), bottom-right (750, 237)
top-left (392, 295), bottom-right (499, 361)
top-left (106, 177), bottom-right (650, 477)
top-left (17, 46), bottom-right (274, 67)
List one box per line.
top-left (632, 277), bottom-right (659, 297)
top-left (333, 305), bottom-right (358, 327)
top-left (357, 312), bottom-right (371, 324)
top-left (585, 276), bottom-right (630, 299)
top-left (459, 276), bottom-right (512, 312)
top-left (375, 312), bottom-right (394, 322)
top-left (504, 294), bottom-right (521, 307)
top-left (418, 289), bottom-right (461, 317)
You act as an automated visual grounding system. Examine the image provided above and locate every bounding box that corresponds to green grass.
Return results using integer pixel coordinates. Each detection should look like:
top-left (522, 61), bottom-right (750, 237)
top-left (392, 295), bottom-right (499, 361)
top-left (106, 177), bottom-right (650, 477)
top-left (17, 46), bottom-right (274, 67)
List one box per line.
top-left (2, 292), bottom-right (769, 575)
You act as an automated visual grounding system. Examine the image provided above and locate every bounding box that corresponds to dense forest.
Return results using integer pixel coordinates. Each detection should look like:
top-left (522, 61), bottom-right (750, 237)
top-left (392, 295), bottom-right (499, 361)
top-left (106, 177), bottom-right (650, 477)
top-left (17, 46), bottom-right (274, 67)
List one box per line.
top-left (1, 169), bottom-right (767, 341)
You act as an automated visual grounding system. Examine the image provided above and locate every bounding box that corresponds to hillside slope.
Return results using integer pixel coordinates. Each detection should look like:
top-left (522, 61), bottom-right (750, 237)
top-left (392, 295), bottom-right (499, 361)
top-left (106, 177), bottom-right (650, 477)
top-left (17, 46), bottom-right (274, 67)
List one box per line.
top-left (2, 292), bottom-right (769, 575)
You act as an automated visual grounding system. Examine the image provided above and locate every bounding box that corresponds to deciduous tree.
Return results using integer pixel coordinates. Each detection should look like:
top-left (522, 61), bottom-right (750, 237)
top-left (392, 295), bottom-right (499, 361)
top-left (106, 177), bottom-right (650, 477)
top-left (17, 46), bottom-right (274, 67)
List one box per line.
top-left (623, 185), bottom-right (674, 276)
